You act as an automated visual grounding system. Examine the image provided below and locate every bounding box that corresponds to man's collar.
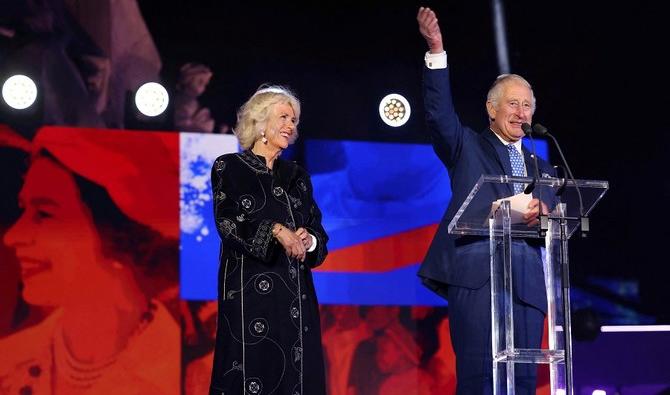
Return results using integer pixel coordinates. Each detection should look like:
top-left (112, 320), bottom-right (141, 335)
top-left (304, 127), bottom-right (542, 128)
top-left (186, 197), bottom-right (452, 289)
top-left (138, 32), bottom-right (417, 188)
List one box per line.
top-left (490, 128), bottom-right (522, 151)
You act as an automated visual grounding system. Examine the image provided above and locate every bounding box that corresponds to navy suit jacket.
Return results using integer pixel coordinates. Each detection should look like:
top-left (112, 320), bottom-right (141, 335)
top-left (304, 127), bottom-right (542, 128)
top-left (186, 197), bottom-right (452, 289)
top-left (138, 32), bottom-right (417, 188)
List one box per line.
top-left (417, 66), bottom-right (555, 312)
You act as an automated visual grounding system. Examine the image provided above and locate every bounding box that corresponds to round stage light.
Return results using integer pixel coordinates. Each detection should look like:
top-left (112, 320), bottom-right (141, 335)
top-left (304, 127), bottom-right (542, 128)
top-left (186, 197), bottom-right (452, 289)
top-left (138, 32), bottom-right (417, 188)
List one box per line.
top-left (379, 93), bottom-right (411, 127)
top-left (134, 82), bottom-right (169, 117)
top-left (2, 75), bottom-right (37, 110)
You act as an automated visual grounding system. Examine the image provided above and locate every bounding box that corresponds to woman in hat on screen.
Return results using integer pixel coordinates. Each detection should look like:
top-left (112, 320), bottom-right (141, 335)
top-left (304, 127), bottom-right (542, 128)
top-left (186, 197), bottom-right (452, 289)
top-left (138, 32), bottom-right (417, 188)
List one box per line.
top-left (0, 127), bottom-right (180, 395)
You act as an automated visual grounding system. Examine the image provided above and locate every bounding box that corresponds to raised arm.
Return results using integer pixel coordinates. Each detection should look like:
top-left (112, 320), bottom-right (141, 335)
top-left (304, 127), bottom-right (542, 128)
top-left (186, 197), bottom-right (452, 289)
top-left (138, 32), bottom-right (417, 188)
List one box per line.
top-left (417, 7), bottom-right (469, 169)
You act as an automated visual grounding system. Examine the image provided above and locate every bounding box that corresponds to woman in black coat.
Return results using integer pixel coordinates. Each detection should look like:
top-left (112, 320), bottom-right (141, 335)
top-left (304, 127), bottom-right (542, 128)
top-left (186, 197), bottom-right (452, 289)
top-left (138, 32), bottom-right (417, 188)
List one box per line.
top-left (209, 85), bottom-right (328, 395)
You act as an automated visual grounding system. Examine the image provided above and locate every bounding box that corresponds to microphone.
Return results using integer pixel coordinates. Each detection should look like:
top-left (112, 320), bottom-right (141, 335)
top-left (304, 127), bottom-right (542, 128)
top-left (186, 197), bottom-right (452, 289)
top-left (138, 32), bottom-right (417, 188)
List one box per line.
top-left (532, 123), bottom-right (588, 236)
top-left (521, 122), bottom-right (547, 233)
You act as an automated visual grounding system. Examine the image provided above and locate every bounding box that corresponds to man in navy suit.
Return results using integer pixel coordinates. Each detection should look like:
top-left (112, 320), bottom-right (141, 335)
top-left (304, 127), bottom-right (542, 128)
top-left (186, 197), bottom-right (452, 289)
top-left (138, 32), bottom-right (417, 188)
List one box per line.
top-left (416, 7), bottom-right (555, 394)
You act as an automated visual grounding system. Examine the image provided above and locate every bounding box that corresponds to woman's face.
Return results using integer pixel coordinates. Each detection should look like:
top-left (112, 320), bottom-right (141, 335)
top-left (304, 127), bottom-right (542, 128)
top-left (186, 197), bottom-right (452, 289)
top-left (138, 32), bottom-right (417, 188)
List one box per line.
top-left (2, 157), bottom-right (106, 306)
top-left (264, 102), bottom-right (297, 150)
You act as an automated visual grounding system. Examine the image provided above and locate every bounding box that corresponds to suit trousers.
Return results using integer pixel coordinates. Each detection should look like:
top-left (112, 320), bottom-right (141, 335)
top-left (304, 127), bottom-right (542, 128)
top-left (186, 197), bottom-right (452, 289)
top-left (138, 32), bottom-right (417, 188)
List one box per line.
top-left (447, 279), bottom-right (544, 395)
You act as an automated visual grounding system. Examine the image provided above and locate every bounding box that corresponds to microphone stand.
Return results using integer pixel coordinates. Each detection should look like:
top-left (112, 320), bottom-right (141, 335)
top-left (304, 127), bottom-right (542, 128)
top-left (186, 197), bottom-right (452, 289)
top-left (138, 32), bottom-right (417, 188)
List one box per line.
top-left (521, 123), bottom-right (548, 236)
top-left (553, 165), bottom-right (568, 196)
top-left (532, 123), bottom-right (584, 395)
top-left (533, 124), bottom-right (587, 235)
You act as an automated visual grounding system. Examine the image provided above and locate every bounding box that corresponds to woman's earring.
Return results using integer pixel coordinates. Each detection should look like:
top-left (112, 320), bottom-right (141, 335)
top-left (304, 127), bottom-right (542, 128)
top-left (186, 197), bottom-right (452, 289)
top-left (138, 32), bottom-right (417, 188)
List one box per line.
top-left (261, 131), bottom-right (268, 144)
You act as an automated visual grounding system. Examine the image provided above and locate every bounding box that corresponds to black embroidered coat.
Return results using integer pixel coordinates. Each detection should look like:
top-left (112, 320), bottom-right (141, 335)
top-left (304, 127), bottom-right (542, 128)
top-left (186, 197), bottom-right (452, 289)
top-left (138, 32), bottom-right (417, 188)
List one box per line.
top-left (209, 150), bottom-right (328, 395)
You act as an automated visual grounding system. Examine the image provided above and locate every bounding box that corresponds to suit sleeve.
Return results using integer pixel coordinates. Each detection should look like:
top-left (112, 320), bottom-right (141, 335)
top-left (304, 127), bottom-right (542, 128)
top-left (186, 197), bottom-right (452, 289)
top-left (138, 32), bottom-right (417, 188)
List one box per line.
top-left (211, 156), bottom-right (278, 263)
top-left (423, 66), bottom-right (468, 168)
top-left (302, 174), bottom-right (328, 268)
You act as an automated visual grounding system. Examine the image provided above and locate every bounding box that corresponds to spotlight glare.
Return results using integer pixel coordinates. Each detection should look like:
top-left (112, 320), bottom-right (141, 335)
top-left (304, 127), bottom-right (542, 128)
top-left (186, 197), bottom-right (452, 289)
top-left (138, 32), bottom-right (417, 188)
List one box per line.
top-left (2, 75), bottom-right (37, 110)
top-left (379, 93), bottom-right (411, 127)
top-left (134, 82), bottom-right (169, 117)
top-left (592, 390), bottom-right (606, 395)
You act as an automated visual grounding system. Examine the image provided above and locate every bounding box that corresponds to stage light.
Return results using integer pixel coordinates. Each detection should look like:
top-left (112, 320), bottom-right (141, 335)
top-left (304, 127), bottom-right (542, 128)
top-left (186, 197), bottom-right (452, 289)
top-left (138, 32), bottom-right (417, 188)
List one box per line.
top-left (601, 324), bottom-right (670, 332)
top-left (2, 75), bottom-right (37, 110)
top-left (379, 93), bottom-right (411, 127)
top-left (592, 390), bottom-right (606, 395)
top-left (134, 82), bottom-right (169, 117)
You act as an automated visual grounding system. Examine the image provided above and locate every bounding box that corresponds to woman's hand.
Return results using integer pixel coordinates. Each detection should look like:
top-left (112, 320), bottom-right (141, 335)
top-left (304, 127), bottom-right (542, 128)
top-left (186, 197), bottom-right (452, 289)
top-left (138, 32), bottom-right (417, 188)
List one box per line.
top-left (295, 227), bottom-right (313, 250)
top-left (273, 223), bottom-right (306, 261)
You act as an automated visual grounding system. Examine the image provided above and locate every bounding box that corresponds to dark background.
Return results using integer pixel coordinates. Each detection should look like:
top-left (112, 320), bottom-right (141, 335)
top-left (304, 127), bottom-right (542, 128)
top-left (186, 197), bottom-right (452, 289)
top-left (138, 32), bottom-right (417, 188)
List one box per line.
top-left (141, 0), bottom-right (667, 321)
top-left (4, 0), bottom-right (667, 322)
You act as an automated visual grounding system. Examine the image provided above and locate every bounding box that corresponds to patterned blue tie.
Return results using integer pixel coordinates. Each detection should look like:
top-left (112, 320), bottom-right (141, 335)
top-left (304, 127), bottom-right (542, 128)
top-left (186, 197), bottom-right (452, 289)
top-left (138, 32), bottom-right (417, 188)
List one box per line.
top-left (507, 144), bottom-right (525, 194)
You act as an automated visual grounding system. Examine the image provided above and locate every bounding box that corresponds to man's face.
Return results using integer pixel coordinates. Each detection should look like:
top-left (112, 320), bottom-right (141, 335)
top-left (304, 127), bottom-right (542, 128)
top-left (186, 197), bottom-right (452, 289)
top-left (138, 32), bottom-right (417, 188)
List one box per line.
top-left (487, 81), bottom-right (533, 142)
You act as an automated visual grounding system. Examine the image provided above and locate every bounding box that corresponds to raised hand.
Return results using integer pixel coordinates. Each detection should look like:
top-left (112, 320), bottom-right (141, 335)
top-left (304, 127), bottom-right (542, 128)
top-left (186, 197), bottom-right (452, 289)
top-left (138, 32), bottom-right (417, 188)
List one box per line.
top-left (417, 7), bottom-right (444, 54)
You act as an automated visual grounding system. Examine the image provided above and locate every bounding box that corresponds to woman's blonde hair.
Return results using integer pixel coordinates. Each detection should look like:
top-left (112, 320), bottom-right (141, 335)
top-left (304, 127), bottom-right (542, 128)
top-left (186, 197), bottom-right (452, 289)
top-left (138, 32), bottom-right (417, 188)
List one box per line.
top-left (234, 84), bottom-right (301, 149)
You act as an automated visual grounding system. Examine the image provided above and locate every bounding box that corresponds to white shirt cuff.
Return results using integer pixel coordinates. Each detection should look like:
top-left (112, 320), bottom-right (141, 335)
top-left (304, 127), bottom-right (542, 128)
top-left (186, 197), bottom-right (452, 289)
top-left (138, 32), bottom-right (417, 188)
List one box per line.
top-left (307, 234), bottom-right (318, 252)
top-left (424, 51), bottom-right (447, 69)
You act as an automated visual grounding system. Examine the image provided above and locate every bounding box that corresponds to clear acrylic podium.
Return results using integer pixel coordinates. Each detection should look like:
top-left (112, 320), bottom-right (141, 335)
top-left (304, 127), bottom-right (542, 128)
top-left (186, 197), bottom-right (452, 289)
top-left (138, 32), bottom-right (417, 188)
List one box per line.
top-left (448, 175), bottom-right (608, 395)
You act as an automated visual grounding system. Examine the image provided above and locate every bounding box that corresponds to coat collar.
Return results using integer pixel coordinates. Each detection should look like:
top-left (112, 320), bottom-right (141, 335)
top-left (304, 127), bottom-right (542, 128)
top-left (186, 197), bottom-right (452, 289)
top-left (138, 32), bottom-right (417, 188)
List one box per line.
top-left (482, 129), bottom-right (514, 177)
top-left (482, 129), bottom-right (539, 195)
top-left (239, 150), bottom-right (299, 189)
top-left (522, 146), bottom-right (540, 179)
top-left (239, 150), bottom-right (271, 174)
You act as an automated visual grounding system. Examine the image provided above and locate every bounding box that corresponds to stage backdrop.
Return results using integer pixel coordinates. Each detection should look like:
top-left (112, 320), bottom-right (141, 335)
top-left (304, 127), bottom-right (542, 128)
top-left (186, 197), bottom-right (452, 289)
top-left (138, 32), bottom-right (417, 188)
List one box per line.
top-left (0, 126), bottom-right (552, 395)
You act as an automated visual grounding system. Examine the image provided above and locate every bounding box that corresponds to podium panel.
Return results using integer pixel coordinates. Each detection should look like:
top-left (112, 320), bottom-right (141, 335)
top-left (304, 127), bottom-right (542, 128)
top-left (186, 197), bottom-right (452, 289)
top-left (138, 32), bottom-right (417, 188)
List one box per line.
top-left (450, 175), bottom-right (608, 395)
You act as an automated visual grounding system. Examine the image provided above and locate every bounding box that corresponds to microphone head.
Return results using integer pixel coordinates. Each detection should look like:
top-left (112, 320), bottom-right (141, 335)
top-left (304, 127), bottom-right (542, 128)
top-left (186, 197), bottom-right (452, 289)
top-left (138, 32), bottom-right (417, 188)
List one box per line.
top-left (532, 123), bottom-right (548, 136)
top-left (521, 123), bottom-right (533, 136)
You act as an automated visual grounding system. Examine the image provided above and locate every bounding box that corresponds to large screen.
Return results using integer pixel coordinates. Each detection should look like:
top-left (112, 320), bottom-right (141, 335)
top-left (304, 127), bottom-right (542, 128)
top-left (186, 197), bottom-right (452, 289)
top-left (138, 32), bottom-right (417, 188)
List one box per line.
top-left (0, 126), bottom-right (550, 395)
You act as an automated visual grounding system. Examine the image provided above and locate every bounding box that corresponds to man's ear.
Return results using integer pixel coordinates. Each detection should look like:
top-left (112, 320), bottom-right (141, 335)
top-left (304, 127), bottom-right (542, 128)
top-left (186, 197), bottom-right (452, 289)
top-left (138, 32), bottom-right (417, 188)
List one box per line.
top-left (486, 101), bottom-right (496, 122)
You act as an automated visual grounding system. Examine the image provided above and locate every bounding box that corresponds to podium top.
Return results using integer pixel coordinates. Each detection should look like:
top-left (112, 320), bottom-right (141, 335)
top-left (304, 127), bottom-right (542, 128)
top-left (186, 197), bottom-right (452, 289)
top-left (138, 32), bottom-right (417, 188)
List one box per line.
top-left (448, 175), bottom-right (608, 238)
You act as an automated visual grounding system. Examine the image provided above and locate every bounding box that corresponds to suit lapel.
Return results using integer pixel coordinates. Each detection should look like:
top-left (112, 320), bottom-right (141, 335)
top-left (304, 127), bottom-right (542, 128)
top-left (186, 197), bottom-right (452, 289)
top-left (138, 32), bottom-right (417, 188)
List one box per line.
top-left (522, 146), bottom-right (538, 178)
top-left (481, 130), bottom-right (516, 195)
top-left (522, 146), bottom-right (556, 203)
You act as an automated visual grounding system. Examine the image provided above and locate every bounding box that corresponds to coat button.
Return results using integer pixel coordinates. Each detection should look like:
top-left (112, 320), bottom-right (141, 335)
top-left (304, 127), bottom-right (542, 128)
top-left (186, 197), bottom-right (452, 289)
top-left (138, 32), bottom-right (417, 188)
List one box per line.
top-left (258, 279), bottom-right (270, 292)
top-left (247, 380), bottom-right (261, 394)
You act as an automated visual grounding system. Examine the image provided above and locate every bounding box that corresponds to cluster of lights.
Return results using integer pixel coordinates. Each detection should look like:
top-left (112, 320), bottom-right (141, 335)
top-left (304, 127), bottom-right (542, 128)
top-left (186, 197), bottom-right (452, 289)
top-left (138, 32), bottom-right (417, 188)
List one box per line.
top-left (2, 75), bottom-right (169, 117)
top-left (4, 76), bottom-right (415, 126)
top-left (378, 93), bottom-right (411, 127)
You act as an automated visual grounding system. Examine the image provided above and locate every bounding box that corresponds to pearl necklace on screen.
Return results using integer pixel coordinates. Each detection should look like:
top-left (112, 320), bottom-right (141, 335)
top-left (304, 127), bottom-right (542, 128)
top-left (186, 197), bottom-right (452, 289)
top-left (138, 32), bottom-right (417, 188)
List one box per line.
top-left (51, 301), bottom-right (156, 389)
